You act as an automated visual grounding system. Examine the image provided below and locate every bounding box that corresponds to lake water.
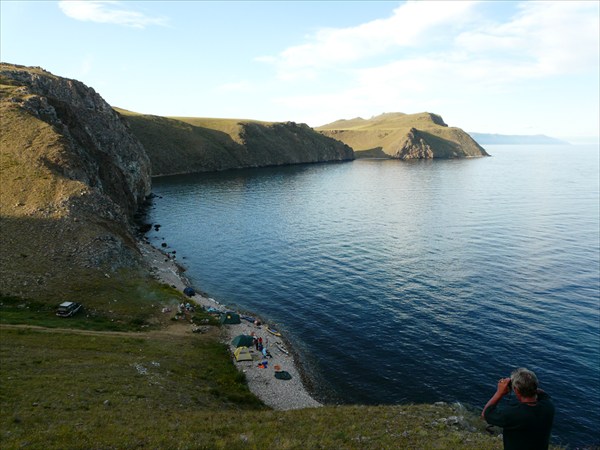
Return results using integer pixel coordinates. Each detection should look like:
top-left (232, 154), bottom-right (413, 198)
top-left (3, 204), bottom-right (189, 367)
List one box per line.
top-left (146, 144), bottom-right (599, 447)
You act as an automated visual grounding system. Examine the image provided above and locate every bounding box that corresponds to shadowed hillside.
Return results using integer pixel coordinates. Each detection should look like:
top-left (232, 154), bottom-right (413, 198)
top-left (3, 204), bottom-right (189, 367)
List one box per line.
top-left (117, 109), bottom-right (355, 176)
top-left (317, 112), bottom-right (489, 159)
top-left (0, 63), bottom-right (156, 302)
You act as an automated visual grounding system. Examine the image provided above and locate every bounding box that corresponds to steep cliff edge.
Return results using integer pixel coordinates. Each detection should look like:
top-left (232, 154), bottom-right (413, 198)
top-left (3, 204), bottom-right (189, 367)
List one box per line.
top-left (117, 110), bottom-right (354, 176)
top-left (317, 112), bottom-right (489, 159)
top-left (0, 63), bottom-right (151, 299)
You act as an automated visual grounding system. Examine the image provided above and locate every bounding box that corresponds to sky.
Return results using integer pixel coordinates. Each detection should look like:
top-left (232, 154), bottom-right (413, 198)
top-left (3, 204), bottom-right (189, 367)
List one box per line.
top-left (1, 1), bottom-right (599, 140)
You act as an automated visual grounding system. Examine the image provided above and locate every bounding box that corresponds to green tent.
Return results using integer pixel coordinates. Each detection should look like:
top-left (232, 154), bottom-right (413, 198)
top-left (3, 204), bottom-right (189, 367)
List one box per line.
top-left (220, 311), bottom-right (241, 324)
top-left (231, 334), bottom-right (254, 347)
top-left (274, 370), bottom-right (292, 380)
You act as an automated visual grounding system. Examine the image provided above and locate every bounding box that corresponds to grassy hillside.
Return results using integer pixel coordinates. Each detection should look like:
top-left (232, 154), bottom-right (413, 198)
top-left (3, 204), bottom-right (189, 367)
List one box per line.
top-left (1, 320), bottom-right (502, 449)
top-left (117, 109), bottom-right (354, 176)
top-left (317, 112), bottom-right (489, 159)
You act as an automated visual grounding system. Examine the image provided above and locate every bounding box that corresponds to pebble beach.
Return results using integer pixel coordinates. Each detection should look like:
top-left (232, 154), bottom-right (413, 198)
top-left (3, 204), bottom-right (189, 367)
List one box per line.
top-left (138, 240), bottom-right (322, 410)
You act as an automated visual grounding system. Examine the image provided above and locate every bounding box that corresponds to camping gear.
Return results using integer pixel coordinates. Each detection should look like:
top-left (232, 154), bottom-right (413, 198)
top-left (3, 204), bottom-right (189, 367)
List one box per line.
top-left (220, 311), bottom-right (241, 324)
top-left (276, 343), bottom-right (289, 355)
top-left (274, 370), bottom-right (292, 380)
top-left (267, 327), bottom-right (282, 336)
top-left (231, 334), bottom-right (254, 347)
top-left (234, 346), bottom-right (253, 362)
top-left (183, 287), bottom-right (195, 297)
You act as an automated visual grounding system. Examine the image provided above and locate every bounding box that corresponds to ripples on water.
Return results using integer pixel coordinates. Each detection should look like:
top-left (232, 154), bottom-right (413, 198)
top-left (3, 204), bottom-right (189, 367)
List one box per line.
top-left (147, 145), bottom-right (599, 447)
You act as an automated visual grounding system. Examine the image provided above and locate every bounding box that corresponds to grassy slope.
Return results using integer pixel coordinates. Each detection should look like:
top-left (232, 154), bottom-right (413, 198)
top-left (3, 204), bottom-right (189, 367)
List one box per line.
top-left (117, 108), bottom-right (353, 176)
top-left (317, 112), bottom-right (488, 158)
top-left (116, 108), bottom-right (251, 175)
top-left (1, 324), bottom-right (502, 449)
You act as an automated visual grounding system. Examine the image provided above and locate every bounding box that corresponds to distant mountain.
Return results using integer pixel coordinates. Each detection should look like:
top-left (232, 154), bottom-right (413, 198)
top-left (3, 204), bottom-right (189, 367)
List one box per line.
top-left (317, 112), bottom-right (489, 159)
top-left (469, 133), bottom-right (569, 145)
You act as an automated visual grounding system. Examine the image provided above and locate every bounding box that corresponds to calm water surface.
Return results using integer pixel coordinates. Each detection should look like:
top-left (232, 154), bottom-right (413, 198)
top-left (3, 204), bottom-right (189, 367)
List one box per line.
top-left (146, 145), bottom-right (599, 447)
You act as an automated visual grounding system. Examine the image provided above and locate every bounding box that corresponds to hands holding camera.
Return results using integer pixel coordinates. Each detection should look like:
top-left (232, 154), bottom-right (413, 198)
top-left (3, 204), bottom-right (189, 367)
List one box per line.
top-left (496, 377), bottom-right (512, 396)
top-left (481, 376), bottom-right (512, 418)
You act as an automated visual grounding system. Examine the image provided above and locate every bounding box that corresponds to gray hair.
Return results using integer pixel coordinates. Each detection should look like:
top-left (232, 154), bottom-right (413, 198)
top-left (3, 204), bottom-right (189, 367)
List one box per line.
top-left (511, 367), bottom-right (539, 397)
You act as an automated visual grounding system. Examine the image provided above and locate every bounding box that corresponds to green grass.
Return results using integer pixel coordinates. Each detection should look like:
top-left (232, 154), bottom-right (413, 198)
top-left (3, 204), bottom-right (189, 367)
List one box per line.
top-left (0, 326), bottom-right (266, 449)
top-left (0, 272), bottom-right (208, 331)
top-left (1, 324), bottom-right (504, 449)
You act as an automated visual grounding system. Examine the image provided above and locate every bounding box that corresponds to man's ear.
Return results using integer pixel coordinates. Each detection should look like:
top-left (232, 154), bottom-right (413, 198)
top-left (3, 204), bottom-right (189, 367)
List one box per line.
top-left (513, 387), bottom-right (522, 399)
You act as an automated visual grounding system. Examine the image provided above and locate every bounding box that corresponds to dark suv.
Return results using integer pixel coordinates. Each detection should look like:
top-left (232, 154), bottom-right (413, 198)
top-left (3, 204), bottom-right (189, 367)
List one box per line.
top-left (56, 301), bottom-right (82, 317)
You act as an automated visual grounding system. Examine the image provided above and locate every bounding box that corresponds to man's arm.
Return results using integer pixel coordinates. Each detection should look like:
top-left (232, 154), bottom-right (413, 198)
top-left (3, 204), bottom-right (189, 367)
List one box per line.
top-left (481, 377), bottom-right (511, 419)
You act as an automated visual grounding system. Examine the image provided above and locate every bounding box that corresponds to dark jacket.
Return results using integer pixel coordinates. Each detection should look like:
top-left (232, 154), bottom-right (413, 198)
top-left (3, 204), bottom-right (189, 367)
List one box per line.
top-left (484, 392), bottom-right (555, 450)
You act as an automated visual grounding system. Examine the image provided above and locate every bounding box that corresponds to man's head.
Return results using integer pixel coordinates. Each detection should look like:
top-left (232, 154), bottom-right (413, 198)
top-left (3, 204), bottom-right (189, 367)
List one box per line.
top-left (511, 367), bottom-right (539, 397)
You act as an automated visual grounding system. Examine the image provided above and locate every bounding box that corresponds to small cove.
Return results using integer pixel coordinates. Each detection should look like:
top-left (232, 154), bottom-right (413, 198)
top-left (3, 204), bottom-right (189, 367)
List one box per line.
top-left (146, 144), bottom-right (599, 447)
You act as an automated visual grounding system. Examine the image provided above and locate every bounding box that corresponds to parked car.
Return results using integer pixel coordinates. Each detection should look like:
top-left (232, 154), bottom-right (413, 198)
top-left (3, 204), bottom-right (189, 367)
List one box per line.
top-left (56, 301), bottom-right (82, 317)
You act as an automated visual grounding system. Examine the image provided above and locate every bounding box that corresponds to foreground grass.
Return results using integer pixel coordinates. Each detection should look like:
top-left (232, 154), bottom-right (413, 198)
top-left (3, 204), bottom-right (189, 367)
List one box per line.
top-left (0, 323), bottom-right (503, 449)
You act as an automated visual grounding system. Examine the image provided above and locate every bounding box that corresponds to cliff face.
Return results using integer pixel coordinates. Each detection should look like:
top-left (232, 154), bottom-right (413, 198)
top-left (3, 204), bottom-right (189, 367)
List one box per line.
top-left (1, 64), bottom-right (151, 214)
top-left (0, 63), bottom-right (151, 298)
top-left (117, 110), bottom-right (354, 176)
top-left (317, 112), bottom-right (489, 159)
top-left (241, 121), bottom-right (354, 167)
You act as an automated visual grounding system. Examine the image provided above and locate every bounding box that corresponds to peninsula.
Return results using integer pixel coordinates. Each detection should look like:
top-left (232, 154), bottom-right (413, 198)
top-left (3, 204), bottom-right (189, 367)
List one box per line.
top-left (116, 109), bottom-right (355, 176)
top-left (317, 112), bottom-right (489, 159)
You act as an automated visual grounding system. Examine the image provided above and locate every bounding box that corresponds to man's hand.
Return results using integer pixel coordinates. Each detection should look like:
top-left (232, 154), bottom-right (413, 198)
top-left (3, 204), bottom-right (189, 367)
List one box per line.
top-left (482, 377), bottom-right (512, 419)
top-left (497, 377), bottom-right (511, 396)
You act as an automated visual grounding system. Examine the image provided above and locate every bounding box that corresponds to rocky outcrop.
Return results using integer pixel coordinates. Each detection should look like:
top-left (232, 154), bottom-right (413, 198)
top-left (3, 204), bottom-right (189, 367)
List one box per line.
top-left (0, 63), bottom-right (151, 299)
top-left (317, 112), bottom-right (489, 159)
top-left (1, 64), bottom-right (151, 216)
top-left (118, 111), bottom-right (354, 176)
top-left (396, 128), bottom-right (434, 159)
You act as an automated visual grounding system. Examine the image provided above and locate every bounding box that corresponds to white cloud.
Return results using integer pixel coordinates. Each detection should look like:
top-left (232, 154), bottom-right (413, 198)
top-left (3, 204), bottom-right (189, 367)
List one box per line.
top-left (266, 0), bottom-right (598, 131)
top-left (455, 1), bottom-right (599, 77)
top-left (267, 1), bottom-right (598, 86)
top-left (265, 1), bottom-right (479, 79)
top-left (58, 1), bottom-right (167, 29)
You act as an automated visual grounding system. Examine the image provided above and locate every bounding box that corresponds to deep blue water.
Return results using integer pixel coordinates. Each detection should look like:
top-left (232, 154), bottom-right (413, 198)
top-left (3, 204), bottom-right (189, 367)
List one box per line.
top-left (146, 145), bottom-right (599, 447)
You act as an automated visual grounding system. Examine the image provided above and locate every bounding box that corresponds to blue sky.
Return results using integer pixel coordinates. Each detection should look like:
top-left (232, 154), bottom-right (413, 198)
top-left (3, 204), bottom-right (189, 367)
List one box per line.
top-left (1, 1), bottom-right (598, 139)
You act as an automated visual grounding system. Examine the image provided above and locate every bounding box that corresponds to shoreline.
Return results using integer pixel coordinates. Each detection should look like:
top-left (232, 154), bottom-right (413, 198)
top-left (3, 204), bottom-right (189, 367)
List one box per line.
top-left (138, 239), bottom-right (322, 410)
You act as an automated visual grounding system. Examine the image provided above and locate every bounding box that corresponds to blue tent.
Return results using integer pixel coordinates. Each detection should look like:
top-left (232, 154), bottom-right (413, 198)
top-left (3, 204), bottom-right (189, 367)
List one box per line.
top-left (183, 287), bottom-right (195, 297)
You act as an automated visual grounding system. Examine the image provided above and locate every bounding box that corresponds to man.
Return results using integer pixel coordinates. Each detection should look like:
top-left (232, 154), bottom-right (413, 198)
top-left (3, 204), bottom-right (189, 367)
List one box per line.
top-left (482, 367), bottom-right (555, 450)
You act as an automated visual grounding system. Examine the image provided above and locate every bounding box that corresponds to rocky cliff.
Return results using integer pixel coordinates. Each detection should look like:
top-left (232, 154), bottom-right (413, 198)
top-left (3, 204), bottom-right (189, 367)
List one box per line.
top-left (317, 112), bottom-right (489, 159)
top-left (117, 110), bottom-right (354, 176)
top-left (0, 63), bottom-right (151, 299)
